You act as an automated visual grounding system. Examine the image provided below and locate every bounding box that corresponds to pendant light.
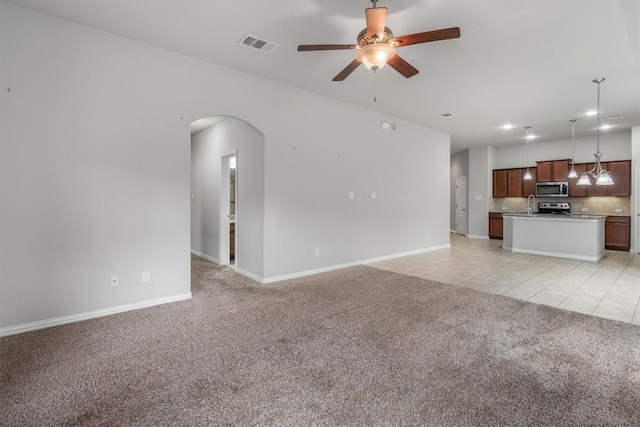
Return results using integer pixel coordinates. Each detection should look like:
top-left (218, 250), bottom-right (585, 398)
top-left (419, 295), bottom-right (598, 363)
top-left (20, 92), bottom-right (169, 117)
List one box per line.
top-left (523, 126), bottom-right (532, 180)
top-left (568, 119), bottom-right (578, 178)
top-left (577, 78), bottom-right (614, 186)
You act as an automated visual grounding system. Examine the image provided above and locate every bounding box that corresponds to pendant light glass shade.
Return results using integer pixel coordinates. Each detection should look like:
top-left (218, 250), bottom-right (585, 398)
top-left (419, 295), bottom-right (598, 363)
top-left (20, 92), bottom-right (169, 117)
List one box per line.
top-left (577, 173), bottom-right (591, 186)
top-left (576, 78), bottom-right (614, 186)
top-left (523, 126), bottom-right (532, 180)
top-left (596, 170), bottom-right (614, 185)
top-left (568, 168), bottom-right (578, 179)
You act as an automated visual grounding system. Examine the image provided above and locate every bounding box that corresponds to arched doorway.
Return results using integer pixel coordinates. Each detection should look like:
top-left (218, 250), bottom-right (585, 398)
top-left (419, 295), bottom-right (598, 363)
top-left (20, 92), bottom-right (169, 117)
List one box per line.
top-left (190, 115), bottom-right (265, 281)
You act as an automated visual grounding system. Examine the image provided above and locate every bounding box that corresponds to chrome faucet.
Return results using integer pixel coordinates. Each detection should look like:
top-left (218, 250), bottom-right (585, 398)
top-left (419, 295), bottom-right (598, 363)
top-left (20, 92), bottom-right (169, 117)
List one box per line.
top-left (527, 195), bottom-right (536, 216)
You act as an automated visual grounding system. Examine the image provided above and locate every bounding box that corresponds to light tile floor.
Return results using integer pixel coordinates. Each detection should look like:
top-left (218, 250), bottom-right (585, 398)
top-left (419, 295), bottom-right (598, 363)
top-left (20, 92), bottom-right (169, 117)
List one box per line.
top-left (369, 234), bottom-right (640, 325)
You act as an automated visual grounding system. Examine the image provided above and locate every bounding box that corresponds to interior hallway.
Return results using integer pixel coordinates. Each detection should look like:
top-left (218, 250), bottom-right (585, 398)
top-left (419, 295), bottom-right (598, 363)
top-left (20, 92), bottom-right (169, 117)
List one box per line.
top-left (370, 234), bottom-right (640, 325)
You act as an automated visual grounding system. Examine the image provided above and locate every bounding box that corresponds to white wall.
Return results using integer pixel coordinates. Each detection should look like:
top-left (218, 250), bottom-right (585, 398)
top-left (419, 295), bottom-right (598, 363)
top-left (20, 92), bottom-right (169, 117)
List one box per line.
top-left (0, 4), bottom-right (451, 332)
top-left (493, 131), bottom-right (632, 169)
top-left (263, 100), bottom-right (451, 279)
top-left (467, 146), bottom-right (493, 238)
top-left (191, 118), bottom-right (265, 278)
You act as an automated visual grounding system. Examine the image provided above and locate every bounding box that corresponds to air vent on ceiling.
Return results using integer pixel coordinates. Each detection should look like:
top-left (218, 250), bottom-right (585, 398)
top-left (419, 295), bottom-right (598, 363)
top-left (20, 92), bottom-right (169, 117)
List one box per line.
top-left (239, 34), bottom-right (279, 53)
top-left (440, 113), bottom-right (454, 118)
top-left (605, 113), bottom-right (623, 119)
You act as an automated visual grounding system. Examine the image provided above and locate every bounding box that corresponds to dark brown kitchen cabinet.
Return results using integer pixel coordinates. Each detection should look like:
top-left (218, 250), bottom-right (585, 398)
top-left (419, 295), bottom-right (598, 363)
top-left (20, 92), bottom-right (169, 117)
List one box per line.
top-left (536, 160), bottom-right (570, 182)
top-left (607, 160), bottom-right (631, 196)
top-left (489, 213), bottom-right (503, 239)
top-left (585, 162), bottom-right (609, 196)
top-left (230, 222), bottom-right (235, 261)
top-left (493, 168), bottom-right (527, 198)
top-left (522, 167), bottom-right (536, 197)
top-left (570, 160), bottom-right (631, 197)
top-left (507, 168), bottom-right (524, 197)
top-left (568, 163), bottom-right (588, 197)
top-left (605, 216), bottom-right (630, 251)
top-left (493, 170), bottom-right (508, 198)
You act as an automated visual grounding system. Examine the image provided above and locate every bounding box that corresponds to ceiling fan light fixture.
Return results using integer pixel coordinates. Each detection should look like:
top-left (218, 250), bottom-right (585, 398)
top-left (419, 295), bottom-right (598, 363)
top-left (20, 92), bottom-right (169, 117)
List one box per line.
top-left (355, 43), bottom-right (396, 71)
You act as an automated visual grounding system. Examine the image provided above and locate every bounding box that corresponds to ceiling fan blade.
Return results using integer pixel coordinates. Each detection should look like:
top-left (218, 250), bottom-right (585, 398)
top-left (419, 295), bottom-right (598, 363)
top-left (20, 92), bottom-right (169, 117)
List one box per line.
top-left (365, 7), bottom-right (387, 40)
top-left (332, 59), bottom-right (361, 81)
top-left (391, 27), bottom-right (461, 47)
top-left (297, 44), bottom-right (355, 51)
top-left (387, 55), bottom-right (419, 78)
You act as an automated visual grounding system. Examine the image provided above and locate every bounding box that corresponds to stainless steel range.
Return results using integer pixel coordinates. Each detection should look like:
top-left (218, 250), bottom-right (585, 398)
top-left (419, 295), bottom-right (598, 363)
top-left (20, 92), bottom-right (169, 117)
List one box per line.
top-left (538, 202), bottom-right (570, 215)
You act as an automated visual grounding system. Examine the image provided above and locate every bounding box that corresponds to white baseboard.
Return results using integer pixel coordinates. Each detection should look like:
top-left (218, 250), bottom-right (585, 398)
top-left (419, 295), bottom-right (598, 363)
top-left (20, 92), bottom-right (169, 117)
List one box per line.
top-left (0, 292), bottom-right (192, 337)
top-left (235, 267), bottom-right (263, 283)
top-left (263, 244), bottom-right (451, 284)
top-left (191, 250), bottom-right (220, 264)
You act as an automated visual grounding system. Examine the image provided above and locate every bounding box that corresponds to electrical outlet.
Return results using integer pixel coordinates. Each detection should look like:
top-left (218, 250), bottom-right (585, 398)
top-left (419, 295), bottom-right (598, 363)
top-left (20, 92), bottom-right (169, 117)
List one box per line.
top-left (142, 271), bottom-right (151, 283)
top-left (581, 207), bottom-right (588, 212)
top-left (315, 248), bottom-right (320, 256)
top-left (110, 275), bottom-right (118, 286)
top-left (371, 192), bottom-right (377, 199)
top-left (615, 208), bottom-right (622, 213)
top-left (502, 206), bottom-right (507, 211)
top-left (426, 233), bottom-right (430, 240)
top-left (348, 191), bottom-right (354, 199)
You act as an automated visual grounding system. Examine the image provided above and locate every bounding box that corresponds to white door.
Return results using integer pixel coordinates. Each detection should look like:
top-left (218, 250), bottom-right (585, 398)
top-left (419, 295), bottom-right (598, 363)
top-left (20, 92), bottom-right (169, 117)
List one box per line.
top-left (455, 176), bottom-right (467, 235)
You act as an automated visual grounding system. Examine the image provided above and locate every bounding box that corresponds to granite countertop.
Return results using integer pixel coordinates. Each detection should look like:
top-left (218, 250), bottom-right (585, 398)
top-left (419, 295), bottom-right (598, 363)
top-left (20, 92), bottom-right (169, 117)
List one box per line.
top-left (501, 213), bottom-right (607, 219)
top-left (492, 211), bottom-right (629, 217)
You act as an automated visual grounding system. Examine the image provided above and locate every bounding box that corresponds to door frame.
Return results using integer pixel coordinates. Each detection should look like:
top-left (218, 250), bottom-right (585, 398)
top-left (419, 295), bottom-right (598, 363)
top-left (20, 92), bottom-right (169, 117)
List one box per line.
top-left (219, 150), bottom-right (237, 266)
top-left (636, 165), bottom-right (639, 253)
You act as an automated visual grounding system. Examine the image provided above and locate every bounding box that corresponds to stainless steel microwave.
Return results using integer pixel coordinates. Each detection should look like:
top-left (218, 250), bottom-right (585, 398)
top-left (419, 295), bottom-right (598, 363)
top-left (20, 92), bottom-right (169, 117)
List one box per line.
top-left (535, 182), bottom-right (569, 197)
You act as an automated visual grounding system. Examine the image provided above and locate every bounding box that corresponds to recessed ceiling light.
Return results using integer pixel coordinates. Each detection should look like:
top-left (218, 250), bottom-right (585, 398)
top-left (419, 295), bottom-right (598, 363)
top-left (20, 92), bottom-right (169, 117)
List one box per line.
top-left (501, 124), bottom-right (514, 130)
top-left (585, 110), bottom-right (597, 116)
top-left (526, 134), bottom-right (536, 140)
top-left (600, 124), bottom-right (612, 130)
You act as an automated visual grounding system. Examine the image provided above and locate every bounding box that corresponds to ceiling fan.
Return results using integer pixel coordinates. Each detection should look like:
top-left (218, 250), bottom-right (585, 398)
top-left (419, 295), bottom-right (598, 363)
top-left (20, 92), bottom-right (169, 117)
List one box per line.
top-left (297, 0), bottom-right (460, 81)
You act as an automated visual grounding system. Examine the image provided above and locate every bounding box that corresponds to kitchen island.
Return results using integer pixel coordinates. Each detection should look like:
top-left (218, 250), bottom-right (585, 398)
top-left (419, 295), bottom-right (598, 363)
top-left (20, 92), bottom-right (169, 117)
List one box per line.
top-left (502, 214), bottom-right (605, 261)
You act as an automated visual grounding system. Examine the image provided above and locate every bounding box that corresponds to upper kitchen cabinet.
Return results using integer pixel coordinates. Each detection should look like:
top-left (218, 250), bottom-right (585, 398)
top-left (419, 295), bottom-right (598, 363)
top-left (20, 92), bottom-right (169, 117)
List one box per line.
top-left (568, 163), bottom-right (588, 197)
top-left (568, 160), bottom-right (631, 197)
top-left (507, 168), bottom-right (524, 197)
top-left (493, 168), bottom-right (528, 197)
top-left (607, 160), bottom-right (631, 196)
top-left (536, 160), bottom-right (570, 182)
top-left (493, 169), bottom-right (508, 198)
top-left (522, 167), bottom-right (537, 197)
top-left (585, 162), bottom-right (609, 196)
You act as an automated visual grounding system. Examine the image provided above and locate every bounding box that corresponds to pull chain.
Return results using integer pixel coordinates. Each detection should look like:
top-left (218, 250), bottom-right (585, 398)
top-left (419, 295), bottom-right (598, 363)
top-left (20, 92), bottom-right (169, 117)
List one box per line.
top-left (373, 71), bottom-right (378, 103)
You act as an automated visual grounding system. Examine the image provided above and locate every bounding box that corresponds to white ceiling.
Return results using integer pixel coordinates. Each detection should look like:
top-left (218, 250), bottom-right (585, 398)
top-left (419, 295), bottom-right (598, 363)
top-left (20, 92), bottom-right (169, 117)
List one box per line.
top-left (7, 0), bottom-right (639, 153)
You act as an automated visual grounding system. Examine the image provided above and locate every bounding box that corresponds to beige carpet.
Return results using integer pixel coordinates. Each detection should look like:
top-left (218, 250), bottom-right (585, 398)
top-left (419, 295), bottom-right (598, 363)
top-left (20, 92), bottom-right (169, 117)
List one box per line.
top-left (1, 256), bottom-right (640, 426)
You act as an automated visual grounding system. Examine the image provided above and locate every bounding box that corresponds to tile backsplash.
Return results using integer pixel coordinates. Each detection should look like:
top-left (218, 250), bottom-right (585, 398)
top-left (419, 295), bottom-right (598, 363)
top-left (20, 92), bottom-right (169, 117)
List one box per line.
top-left (491, 197), bottom-right (631, 216)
